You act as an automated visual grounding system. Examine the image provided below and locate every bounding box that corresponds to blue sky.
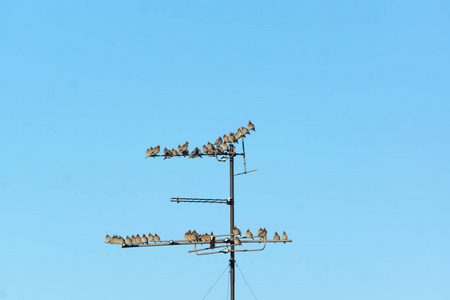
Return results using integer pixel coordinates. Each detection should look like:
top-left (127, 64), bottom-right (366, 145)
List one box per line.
top-left (1, 1), bottom-right (449, 299)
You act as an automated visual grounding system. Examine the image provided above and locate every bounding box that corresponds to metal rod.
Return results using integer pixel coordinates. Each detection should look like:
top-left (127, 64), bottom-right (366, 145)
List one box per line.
top-left (242, 137), bottom-right (247, 174)
top-left (230, 144), bottom-right (235, 300)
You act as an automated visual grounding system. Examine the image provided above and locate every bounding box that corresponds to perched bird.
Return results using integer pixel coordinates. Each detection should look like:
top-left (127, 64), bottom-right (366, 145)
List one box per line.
top-left (262, 228), bottom-right (267, 237)
top-left (214, 137), bottom-right (223, 146)
top-left (141, 234), bottom-right (148, 244)
top-left (248, 121), bottom-right (255, 131)
top-left (273, 232), bottom-right (280, 241)
top-left (241, 126), bottom-right (249, 136)
top-left (152, 145), bottom-right (160, 156)
top-left (228, 132), bottom-right (237, 143)
top-left (207, 142), bottom-right (214, 150)
top-left (126, 236), bottom-right (132, 245)
top-left (233, 226), bottom-right (241, 236)
top-left (223, 134), bottom-right (229, 143)
top-left (210, 232), bottom-right (216, 249)
top-left (246, 229), bottom-right (253, 239)
top-left (282, 231), bottom-right (288, 242)
top-left (118, 236), bottom-right (125, 244)
top-left (234, 236), bottom-right (242, 246)
top-left (110, 235), bottom-right (117, 244)
top-left (105, 234), bottom-right (112, 243)
top-left (154, 234), bottom-right (160, 243)
top-left (202, 144), bottom-right (208, 153)
top-left (136, 234), bottom-right (141, 243)
top-left (148, 233), bottom-right (154, 242)
top-left (257, 228), bottom-right (263, 237)
top-left (131, 235), bottom-right (137, 244)
top-left (220, 143), bottom-right (228, 152)
top-left (171, 148), bottom-right (179, 156)
top-left (192, 230), bottom-right (199, 242)
top-left (145, 147), bottom-right (153, 158)
top-left (184, 230), bottom-right (191, 241)
top-left (163, 148), bottom-right (172, 159)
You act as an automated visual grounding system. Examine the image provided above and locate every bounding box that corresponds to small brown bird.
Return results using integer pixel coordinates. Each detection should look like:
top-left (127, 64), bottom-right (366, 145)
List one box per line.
top-left (228, 132), bottom-right (236, 143)
top-left (105, 234), bottom-right (112, 243)
top-left (241, 126), bottom-right (249, 136)
top-left (210, 232), bottom-right (216, 249)
top-left (233, 226), bottom-right (241, 236)
top-left (184, 230), bottom-right (191, 241)
top-left (171, 148), bottom-right (179, 156)
top-left (273, 232), bottom-right (280, 241)
top-left (141, 234), bottom-right (148, 244)
top-left (234, 236), bottom-right (242, 246)
top-left (214, 137), bottom-right (223, 146)
top-left (145, 147), bottom-right (153, 158)
top-left (131, 235), bottom-right (137, 244)
top-left (118, 236), bottom-right (125, 244)
top-left (220, 143), bottom-right (228, 152)
top-left (223, 134), bottom-right (229, 143)
top-left (246, 229), bottom-right (253, 239)
top-left (154, 234), bottom-right (160, 243)
top-left (207, 142), bottom-right (214, 150)
top-left (148, 233), bottom-right (154, 242)
top-left (192, 230), bottom-right (199, 242)
top-left (248, 121), bottom-right (255, 131)
top-left (207, 149), bottom-right (214, 157)
top-left (126, 236), bottom-right (132, 245)
top-left (136, 234), bottom-right (141, 243)
top-left (282, 231), bottom-right (288, 241)
top-left (163, 148), bottom-right (172, 159)
top-left (257, 228), bottom-right (263, 237)
top-left (152, 145), bottom-right (160, 156)
top-left (202, 145), bottom-right (208, 153)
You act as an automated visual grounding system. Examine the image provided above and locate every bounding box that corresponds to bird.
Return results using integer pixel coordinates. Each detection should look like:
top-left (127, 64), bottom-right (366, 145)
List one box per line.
top-left (207, 142), bottom-right (214, 150)
top-left (273, 232), bottom-right (280, 241)
top-left (257, 228), bottom-right (263, 237)
top-left (246, 229), bottom-right (253, 239)
top-left (228, 132), bottom-right (237, 144)
top-left (136, 234), bottom-right (141, 243)
top-left (192, 230), bottom-right (199, 242)
top-left (241, 126), bottom-right (249, 136)
top-left (105, 234), bottom-right (112, 243)
top-left (282, 231), bottom-right (288, 242)
top-left (202, 144), bottom-right (208, 153)
top-left (154, 234), bottom-right (160, 243)
top-left (248, 120), bottom-right (255, 131)
top-left (148, 233), bottom-right (154, 242)
top-left (210, 232), bottom-right (216, 249)
top-left (184, 230), bottom-right (191, 241)
top-left (262, 228), bottom-right (267, 237)
top-left (220, 143), bottom-right (228, 152)
top-left (145, 147), bottom-right (153, 158)
top-left (118, 236), bottom-right (125, 244)
top-left (163, 148), bottom-right (172, 159)
top-left (152, 145), bottom-right (160, 156)
top-left (233, 226), bottom-right (241, 236)
top-left (125, 236), bottom-right (132, 245)
top-left (131, 235), bottom-right (137, 244)
top-left (234, 236), bottom-right (242, 246)
top-left (171, 148), bottom-right (179, 156)
top-left (214, 137), bottom-right (223, 146)
top-left (141, 234), bottom-right (148, 244)
top-left (223, 134), bottom-right (229, 143)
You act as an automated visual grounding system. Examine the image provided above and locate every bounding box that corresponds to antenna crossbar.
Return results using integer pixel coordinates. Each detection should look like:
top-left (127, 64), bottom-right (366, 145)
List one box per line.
top-left (171, 197), bottom-right (229, 204)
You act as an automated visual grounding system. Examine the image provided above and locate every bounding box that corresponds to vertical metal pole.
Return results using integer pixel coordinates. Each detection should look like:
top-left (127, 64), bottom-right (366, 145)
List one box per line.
top-left (230, 145), bottom-right (235, 300)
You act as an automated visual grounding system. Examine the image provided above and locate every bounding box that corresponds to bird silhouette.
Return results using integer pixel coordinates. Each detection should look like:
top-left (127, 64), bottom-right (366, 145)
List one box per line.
top-left (141, 234), bottom-right (148, 244)
top-left (126, 236), bottom-right (132, 245)
top-left (245, 229), bottom-right (253, 239)
top-left (248, 121), bottom-right (255, 131)
top-left (154, 234), bottom-right (160, 243)
top-left (273, 232), bottom-right (280, 241)
top-left (234, 236), bottom-right (242, 246)
top-left (282, 231), bottom-right (288, 242)
top-left (105, 234), bottom-right (112, 243)
top-left (148, 233), bottom-right (154, 242)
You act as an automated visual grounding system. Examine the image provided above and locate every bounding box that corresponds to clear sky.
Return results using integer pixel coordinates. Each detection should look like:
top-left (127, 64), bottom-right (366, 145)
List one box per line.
top-left (1, 1), bottom-right (449, 299)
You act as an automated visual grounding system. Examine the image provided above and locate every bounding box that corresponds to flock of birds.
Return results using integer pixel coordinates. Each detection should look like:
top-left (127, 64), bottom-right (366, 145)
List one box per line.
top-left (105, 227), bottom-right (288, 247)
top-left (145, 121), bottom-right (255, 159)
